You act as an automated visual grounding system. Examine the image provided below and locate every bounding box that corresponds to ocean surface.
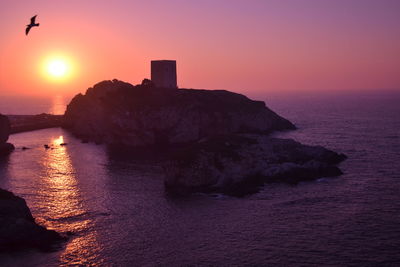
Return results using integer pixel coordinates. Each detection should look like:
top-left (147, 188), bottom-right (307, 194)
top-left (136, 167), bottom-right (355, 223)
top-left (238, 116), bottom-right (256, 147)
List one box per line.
top-left (0, 91), bottom-right (400, 266)
top-left (0, 95), bottom-right (68, 115)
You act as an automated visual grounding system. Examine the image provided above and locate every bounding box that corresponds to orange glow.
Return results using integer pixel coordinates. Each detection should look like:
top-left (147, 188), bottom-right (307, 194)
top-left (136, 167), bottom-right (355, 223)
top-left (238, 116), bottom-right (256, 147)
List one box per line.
top-left (0, 1), bottom-right (399, 97)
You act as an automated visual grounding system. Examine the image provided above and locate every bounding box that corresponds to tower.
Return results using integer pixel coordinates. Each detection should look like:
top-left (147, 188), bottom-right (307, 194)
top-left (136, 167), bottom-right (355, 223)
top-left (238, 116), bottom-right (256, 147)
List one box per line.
top-left (151, 60), bottom-right (177, 89)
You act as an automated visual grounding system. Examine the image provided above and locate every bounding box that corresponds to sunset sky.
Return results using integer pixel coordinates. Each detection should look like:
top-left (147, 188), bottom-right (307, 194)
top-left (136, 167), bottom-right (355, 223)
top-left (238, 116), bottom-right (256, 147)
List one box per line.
top-left (1, 0), bottom-right (399, 97)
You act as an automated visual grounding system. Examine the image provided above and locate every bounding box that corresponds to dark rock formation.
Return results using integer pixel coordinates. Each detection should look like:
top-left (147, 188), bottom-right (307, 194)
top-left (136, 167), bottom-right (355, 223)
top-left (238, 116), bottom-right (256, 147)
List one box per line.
top-left (0, 188), bottom-right (63, 251)
top-left (64, 80), bottom-right (295, 146)
top-left (164, 135), bottom-right (347, 197)
top-left (0, 114), bottom-right (14, 156)
top-left (0, 115), bottom-right (10, 144)
top-left (63, 79), bottom-right (346, 197)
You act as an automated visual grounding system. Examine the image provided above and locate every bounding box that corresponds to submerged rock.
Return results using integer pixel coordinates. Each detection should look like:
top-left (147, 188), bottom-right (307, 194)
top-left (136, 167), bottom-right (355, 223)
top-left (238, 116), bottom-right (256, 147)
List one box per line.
top-left (64, 80), bottom-right (295, 146)
top-left (0, 114), bottom-right (14, 156)
top-left (0, 188), bottom-right (63, 251)
top-left (164, 135), bottom-right (346, 197)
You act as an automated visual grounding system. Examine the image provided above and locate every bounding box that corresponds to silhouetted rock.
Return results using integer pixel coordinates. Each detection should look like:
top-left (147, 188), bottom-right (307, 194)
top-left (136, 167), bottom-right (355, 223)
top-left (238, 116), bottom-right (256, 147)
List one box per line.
top-left (141, 78), bottom-right (154, 87)
top-left (0, 188), bottom-right (63, 251)
top-left (0, 114), bottom-right (14, 156)
top-left (64, 79), bottom-right (295, 146)
top-left (0, 143), bottom-right (14, 156)
top-left (164, 135), bottom-right (346, 197)
top-left (63, 79), bottom-right (346, 197)
top-left (0, 114), bottom-right (10, 144)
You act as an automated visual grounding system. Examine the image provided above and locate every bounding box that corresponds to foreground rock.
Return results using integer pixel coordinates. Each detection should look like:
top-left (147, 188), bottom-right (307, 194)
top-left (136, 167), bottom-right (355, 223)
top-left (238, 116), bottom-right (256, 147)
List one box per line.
top-left (64, 80), bottom-right (295, 146)
top-left (0, 188), bottom-right (63, 251)
top-left (0, 114), bottom-right (15, 156)
top-left (165, 135), bottom-right (347, 197)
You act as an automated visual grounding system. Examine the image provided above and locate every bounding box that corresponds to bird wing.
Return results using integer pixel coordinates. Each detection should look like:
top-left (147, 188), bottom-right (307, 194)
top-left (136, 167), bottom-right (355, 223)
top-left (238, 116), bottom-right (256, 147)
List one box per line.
top-left (26, 25), bottom-right (31, 35)
top-left (30, 15), bottom-right (37, 24)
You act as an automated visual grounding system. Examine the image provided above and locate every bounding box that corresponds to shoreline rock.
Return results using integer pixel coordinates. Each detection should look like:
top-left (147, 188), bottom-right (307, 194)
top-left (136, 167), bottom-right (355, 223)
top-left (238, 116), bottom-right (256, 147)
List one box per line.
top-left (0, 114), bottom-right (15, 156)
top-left (0, 188), bottom-right (64, 252)
top-left (164, 135), bottom-right (346, 197)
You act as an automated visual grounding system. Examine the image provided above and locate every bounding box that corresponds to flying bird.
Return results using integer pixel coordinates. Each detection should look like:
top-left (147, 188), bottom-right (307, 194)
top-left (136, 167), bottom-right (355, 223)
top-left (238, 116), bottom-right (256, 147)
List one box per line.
top-left (26, 15), bottom-right (39, 35)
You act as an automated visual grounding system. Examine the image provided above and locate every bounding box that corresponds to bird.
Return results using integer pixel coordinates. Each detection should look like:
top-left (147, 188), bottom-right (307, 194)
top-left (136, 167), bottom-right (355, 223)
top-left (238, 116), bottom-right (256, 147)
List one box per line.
top-left (26, 15), bottom-right (39, 35)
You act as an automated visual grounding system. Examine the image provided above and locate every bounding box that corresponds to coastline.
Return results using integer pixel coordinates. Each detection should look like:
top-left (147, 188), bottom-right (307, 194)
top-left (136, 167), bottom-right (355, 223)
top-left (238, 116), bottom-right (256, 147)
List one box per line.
top-left (7, 114), bottom-right (64, 134)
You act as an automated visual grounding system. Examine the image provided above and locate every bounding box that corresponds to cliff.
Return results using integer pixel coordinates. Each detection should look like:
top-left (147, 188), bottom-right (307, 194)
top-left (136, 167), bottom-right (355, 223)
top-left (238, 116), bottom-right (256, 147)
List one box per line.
top-left (64, 80), bottom-right (295, 146)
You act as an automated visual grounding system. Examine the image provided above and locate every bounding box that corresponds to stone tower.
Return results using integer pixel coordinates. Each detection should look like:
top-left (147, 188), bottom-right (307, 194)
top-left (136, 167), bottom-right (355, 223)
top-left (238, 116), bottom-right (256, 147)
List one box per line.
top-left (151, 60), bottom-right (177, 89)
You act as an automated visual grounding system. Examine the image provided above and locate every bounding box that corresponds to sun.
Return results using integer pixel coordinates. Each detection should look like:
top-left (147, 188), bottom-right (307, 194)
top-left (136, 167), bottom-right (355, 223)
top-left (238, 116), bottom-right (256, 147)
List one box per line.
top-left (41, 54), bottom-right (75, 82)
top-left (47, 60), bottom-right (68, 77)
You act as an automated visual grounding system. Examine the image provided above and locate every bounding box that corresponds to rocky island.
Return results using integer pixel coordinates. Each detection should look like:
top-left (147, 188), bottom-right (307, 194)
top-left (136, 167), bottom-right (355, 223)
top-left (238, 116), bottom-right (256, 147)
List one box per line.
top-left (64, 79), bottom-right (295, 145)
top-left (64, 79), bottom-right (346, 196)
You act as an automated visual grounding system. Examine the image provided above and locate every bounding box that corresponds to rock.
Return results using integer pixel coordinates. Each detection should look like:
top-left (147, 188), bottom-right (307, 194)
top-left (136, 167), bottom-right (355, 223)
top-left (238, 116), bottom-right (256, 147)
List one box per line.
top-left (0, 143), bottom-right (15, 156)
top-left (0, 188), bottom-right (64, 251)
top-left (63, 79), bottom-right (346, 197)
top-left (0, 114), bottom-right (10, 144)
top-left (63, 80), bottom-right (295, 146)
top-left (164, 135), bottom-right (346, 197)
top-left (0, 114), bottom-right (14, 156)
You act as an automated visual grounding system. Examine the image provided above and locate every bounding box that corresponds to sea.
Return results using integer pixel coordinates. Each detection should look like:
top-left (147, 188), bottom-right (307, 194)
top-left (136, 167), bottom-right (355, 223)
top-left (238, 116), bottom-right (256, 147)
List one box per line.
top-left (0, 90), bottom-right (399, 266)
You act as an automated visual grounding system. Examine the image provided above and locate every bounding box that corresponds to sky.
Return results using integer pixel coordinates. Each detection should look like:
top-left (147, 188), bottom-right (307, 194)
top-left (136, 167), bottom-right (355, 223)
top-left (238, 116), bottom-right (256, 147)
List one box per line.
top-left (0, 0), bottom-right (399, 97)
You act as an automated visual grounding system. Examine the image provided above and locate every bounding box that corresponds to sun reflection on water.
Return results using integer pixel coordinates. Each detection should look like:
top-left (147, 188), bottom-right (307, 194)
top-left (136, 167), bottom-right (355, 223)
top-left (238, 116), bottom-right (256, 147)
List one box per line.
top-left (53, 135), bottom-right (65, 146)
top-left (39, 135), bottom-right (103, 265)
top-left (50, 95), bottom-right (67, 115)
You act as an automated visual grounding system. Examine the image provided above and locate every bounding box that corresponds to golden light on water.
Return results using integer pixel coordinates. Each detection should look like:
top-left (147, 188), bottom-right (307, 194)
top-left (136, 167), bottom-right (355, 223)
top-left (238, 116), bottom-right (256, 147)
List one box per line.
top-left (40, 135), bottom-right (85, 226)
top-left (50, 95), bottom-right (67, 115)
top-left (39, 135), bottom-right (101, 265)
top-left (53, 135), bottom-right (65, 146)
